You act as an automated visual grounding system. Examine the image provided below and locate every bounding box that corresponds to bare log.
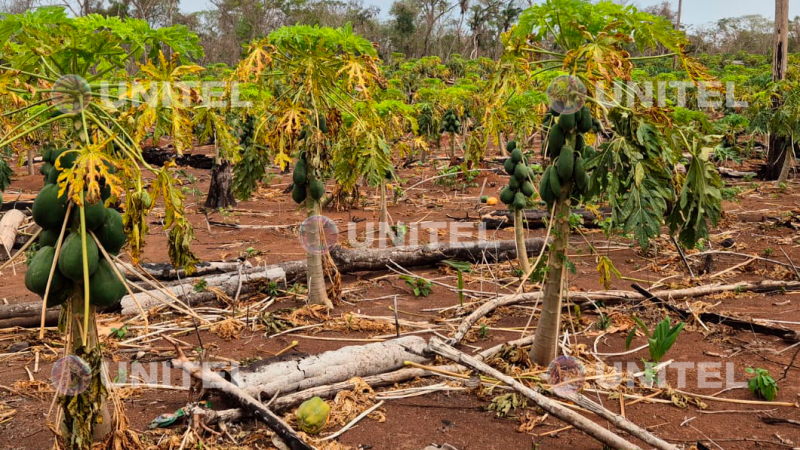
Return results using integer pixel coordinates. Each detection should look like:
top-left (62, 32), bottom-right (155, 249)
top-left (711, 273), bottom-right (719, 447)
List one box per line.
top-left (171, 354), bottom-right (313, 450)
top-left (0, 210), bottom-right (26, 256)
top-left (232, 336), bottom-right (430, 398)
top-left (427, 338), bottom-right (644, 450)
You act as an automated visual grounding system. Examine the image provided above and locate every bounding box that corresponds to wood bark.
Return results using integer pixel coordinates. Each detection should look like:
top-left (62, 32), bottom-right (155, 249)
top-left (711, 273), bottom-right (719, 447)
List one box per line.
top-left (428, 338), bottom-right (644, 450)
top-left (204, 160), bottom-right (236, 209)
top-left (232, 336), bottom-right (429, 398)
top-left (513, 208), bottom-right (530, 274)
top-left (305, 200), bottom-right (332, 308)
top-left (531, 184), bottom-right (573, 366)
top-left (0, 210), bottom-right (26, 256)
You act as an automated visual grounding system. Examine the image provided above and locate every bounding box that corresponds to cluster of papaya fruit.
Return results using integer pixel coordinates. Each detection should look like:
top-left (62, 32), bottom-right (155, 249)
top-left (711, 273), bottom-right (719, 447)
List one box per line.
top-left (25, 150), bottom-right (127, 308)
top-left (500, 141), bottom-right (537, 210)
top-left (440, 109), bottom-right (460, 133)
top-left (539, 106), bottom-right (597, 206)
top-left (291, 155), bottom-right (325, 204)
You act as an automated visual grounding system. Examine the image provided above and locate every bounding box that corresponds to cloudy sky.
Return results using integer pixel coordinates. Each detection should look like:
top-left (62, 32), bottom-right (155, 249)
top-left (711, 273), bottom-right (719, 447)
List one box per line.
top-left (181, 0), bottom-right (800, 26)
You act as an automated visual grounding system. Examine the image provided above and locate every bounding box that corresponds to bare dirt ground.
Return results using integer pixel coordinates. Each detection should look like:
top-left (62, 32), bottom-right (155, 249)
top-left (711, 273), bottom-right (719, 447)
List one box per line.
top-left (0, 148), bottom-right (799, 450)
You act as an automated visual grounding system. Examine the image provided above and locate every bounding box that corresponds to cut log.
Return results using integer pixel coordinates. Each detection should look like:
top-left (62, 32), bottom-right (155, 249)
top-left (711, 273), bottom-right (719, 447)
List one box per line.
top-left (0, 210), bottom-right (26, 256)
top-left (718, 167), bottom-right (757, 178)
top-left (427, 338), bottom-right (645, 450)
top-left (120, 260), bottom-right (254, 281)
top-left (120, 238), bottom-right (546, 315)
top-left (481, 208), bottom-right (609, 230)
top-left (171, 352), bottom-right (313, 450)
top-left (232, 336), bottom-right (430, 398)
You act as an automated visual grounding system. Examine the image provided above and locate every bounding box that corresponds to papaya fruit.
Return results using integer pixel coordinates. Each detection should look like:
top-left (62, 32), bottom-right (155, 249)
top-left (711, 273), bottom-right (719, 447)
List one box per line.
top-left (100, 181), bottom-right (111, 202)
top-left (511, 148), bottom-right (523, 163)
top-left (548, 165), bottom-right (562, 197)
top-left (291, 185), bottom-right (307, 204)
top-left (521, 181), bottom-right (535, 198)
top-left (95, 208), bottom-right (126, 255)
top-left (41, 162), bottom-right (53, 176)
top-left (506, 141), bottom-right (517, 152)
top-left (89, 259), bottom-right (127, 307)
top-left (508, 175), bottom-right (520, 190)
top-left (70, 198), bottom-right (106, 231)
top-left (296, 397), bottom-right (330, 435)
top-left (309, 178), bottom-right (324, 201)
top-left (45, 166), bottom-right (59, 185)
top-left (548, 124), bottom-right (566, 156)
top-left (53, 150), bottom-right (76, 171)
top-left (486, 197), bottom-right (498, 206)
top-left (317, 115), bottom-right (328, 133)
top-left (480, 195), bottom-right (488, 204)
top-left (32, 184), bottom-right (70, 230)
top-left (512, 192), bottom-right (527, 210)
top-left (504, 157), bottom-right (516, 175)
top-left (514, 162), bottom-right (529, 181)
top-left (558, 112), bottom-right (576, 131)
top-left (575, 133), bottom-right (585, 153)
top-left (557, 145), bottom-right (575, 180)
top-left (540, 169), bottom-right (555, 204)
top-left (25, 246), bottom-right (69, 297)
top-left (548, 108), bottom-right (561, 117)
top-left (40, 228), bottom-right (61, 247)
top-left (293, 159), bottom-right (308, 186)
top-left (577, 106), bottom-right (592, 133)
top-left (574, 156), bottom-right (588, 190)
top-left (499, 186), bottom-right (515, 205)
top-left (43, 148), bottom-right (53, 164)
top-left (583, 145), bottom-right (597, 160)
top-left (57, 233), bottom-right (100, 282)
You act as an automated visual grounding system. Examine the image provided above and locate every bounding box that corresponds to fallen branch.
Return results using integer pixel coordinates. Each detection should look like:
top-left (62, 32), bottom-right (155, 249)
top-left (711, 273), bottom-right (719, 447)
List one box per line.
top-left (427, 338), bottom-right (647, 450)
top-left (481, 208), bottom-right (609, 230)
top-left (0, 210), bottom-right (26, 257)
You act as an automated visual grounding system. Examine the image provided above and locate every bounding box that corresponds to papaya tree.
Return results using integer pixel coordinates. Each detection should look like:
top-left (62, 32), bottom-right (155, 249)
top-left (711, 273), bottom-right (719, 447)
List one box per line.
top-left (235, 24), bottom-right (390, 307)
top-left (0, 8), bottom-right (201, 447)
top-left (497, 0), bottom-right (722, 367)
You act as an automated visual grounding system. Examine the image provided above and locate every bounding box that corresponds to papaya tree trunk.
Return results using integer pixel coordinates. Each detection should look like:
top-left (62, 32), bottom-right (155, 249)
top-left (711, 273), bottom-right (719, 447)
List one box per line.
top-left (530, 183), bottom-right (573, 367)
top-left (60, 295), bottom-right (111, 448)
top-left (767, 0), bottom-right (790, 181)
top-left (449, 132), bottom-right (457, 166)
top-left (306, 200), bottom-right (332, 308)
top-left (514, 208), bottom-right (530, 275)
top-left (27, 148), bottom-right (35, 175)
top-left (379, 179), bottom-right (389, 227)
top-left (205, 159), bottom-right (236, 209)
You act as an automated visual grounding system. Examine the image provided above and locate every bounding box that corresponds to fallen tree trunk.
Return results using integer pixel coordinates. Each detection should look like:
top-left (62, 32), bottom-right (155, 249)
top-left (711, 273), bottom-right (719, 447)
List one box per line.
top-left (232, 336), bottom-right (430, 399)
top-left (122, 261), bottom-right (254, 281)
top-left (449, 280), bottom-right (800, 345)
top-left (428, 338), bottom-right (646, 450)
top-left (171, 351), bottom-right (313, 450)
top-left (481, 208), bottom-right (609, 230)
top-left (120, 238), bottom-right (546, 316)
top-left (0, 210), bottom-right (26, 256)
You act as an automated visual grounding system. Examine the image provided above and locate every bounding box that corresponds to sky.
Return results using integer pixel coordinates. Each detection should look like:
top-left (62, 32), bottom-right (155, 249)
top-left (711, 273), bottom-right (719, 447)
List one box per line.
top-left (180, 0), bottom-right (800, 26)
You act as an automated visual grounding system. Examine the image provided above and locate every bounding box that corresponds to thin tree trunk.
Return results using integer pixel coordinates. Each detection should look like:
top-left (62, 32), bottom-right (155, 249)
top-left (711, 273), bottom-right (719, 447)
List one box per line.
top-left (449, 131), bottom-right (457, 165)
top-left (777, 142), bottom-right (794, 184)
top-left (306, 200), bottom-right (332, 308)
top-left (767, 0), bottom-right (790, 180)
top-left (530, 182), bottom-right (573, 367)
top-left (513, 208), bottom-right (530, 275)
top-left (27, 148), bottom-right (35, 175)
top-left (673, 0), bottom-right (682, 69)
top-left (204, 160), bottom-right (236, 209)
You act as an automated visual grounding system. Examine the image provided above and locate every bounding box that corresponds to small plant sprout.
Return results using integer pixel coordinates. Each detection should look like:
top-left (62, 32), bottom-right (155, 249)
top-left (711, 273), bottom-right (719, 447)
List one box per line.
top-left (442, 259), bottom-right (472, 306)
top-left (400, 275), bottom-right (433, 298)
top-left (746, 367), bottom-right (778, 401)
top-left (626, 316), bottom-right (685, 364)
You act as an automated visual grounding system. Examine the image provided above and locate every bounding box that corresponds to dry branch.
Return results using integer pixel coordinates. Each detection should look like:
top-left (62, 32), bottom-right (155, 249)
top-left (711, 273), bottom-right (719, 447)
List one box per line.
top-left (427, 338), bottom-right (646, 450)
top-left (481, 208), bottom-right (609, 230)
top-left (0, 210), bottom-right (26, 257)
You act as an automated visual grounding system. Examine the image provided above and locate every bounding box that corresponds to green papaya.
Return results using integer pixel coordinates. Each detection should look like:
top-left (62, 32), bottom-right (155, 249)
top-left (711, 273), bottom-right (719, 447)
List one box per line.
top-left (309, 178), bottom-right (324, 201)
top-left (506, 141), bottom-right (517, 152)
top-left (504, 157), bottom-right (516, 175)
top-left (296, 397), bottom-right (330, 435)
top-left (557, 145), bottom-right (575, 180)
top-left (558, 112), bottom-right (576, 131)
top-left (32, 184), bottom-right (69, 230)
top-left (511, 148), bottom-right (523, 163)
top-left (574, 157), bottom-right (588, 191)
top-left (293, 159), bottom-right (308, 186)
top-left (548, 124), bottom-right (566, 156)
top-left (540, 171), bottom-right (555, 204)
top-left (45, 166), bottom-right (59, 184)
top-left (89, 260), bottom-right (127, 307)
top-left (70, 198), bottom-right (106, 231)
top-left (53, 150), bottom-right (77, 171)
top-left (577, 106), bottom-right (592, 133)
top-left (25, 246), bottom-right (69, 297)
top-left (480, 195), bottom-right (489, 204)
top-left (548, 165), bottom-right (562, 197)
top-left (291, 185), bottom-right (307, 204)
top-left (548, 108), bottom-right (561, 117)
top-left (40, 228), bottom-right (61, 247)
top-left (521, 181), bottom-right (535, 198)
top-left (298, 128), bottom-right (308, 141)
top-left (43, 148), bottom-right (53, 164)
top-left (508, 175), bottom-right (520, 190)
top-left (499, 186), bottom-right (515, 205)
top-left (57, 233), bottom-right (100, 282)
top-left (583, 146), bottom-right (597, 160)
top-left (41, 162), bottom-right (53, 176)
top-left (575, 134), bottom-right (585, 153)
top-left (100, 181), bottom-right (111, 202)
top-left (317, 115), bottom-right (328, 133)
top-left (95, 208), bottom-right (126, 255)
top-left (514, 162), bottom-right (529, 181)
top-left (512, 192), bottom-right (527, 210)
